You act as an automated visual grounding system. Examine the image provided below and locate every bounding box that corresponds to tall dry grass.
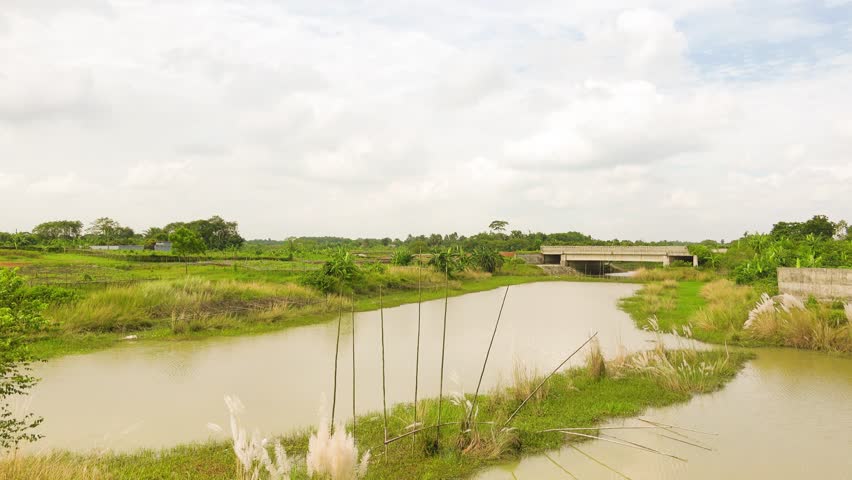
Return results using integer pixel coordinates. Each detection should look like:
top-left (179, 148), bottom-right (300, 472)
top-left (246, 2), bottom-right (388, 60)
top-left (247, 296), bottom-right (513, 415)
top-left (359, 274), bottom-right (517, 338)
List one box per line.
top-left (615, 321), bottom-right (737, 393)
top-left (692, 279), bottom-right (757, 332)
top-left (507, 359), bottom-right (550, 404)
top-left (633, 268), bottom-right (714, 282)
top-left (0, 454), bottom-right (105, 480)
top-left (744, 294), bottom-right (851, 353)
top-left (585, 337), bottom-right (606, 380)
top-left (50, 277), bottom-right (345, 333)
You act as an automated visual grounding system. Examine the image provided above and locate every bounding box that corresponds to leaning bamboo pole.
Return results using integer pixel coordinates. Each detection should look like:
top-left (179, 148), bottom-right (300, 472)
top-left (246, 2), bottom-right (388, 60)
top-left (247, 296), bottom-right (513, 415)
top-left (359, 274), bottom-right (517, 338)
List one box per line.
top-left (351, 295), bottom-right (356, 438)
top-left (544, 452), bottom-right (579, 480)
top-left (467, 285), bottom-right (510, 426)
top-left (412, 248), bottom-right (423, 448)
top-left (568, 444), bottom-right (633, 480)
top-left (380, 286), bottom-right (389, 458)
top-left (504, 332), bottom-right (598, 427)
top-left (435, 262), bottom-right (450, 446)
top-left (330, 286), bottom-right (343, 431)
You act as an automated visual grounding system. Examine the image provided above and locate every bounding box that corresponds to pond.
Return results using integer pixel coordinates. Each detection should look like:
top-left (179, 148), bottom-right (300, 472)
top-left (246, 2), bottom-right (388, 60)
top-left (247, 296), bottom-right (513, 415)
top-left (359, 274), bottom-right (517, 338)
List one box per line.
top-left (26, 282), bottom-right (649, 452)
top-left (23, 281), bottom-right (852, 480)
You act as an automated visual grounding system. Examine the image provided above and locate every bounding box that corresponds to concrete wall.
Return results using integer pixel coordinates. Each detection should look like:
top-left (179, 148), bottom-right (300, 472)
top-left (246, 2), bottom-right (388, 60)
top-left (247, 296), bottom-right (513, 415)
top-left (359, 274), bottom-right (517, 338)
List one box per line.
top-left (90, 245), bottom-right (143, 251)
top-left (777, 267), bottom-right (852, 300)
top-left (516, 253), bottom-right (543, 264)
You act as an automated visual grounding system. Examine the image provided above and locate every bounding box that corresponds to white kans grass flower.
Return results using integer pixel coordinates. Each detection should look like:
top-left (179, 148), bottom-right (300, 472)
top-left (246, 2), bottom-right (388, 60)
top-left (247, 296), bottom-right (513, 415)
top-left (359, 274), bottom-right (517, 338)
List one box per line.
top-left (224, 395), bottom-right (292, 480)
top-left (306, 399), bottom-right (370, 480)
top-left (744, 293), bottom-right (775, 329)
top-left (777, 293), bottom-right (805, 313)
top-left (845, 303), bottom-right (852, 323)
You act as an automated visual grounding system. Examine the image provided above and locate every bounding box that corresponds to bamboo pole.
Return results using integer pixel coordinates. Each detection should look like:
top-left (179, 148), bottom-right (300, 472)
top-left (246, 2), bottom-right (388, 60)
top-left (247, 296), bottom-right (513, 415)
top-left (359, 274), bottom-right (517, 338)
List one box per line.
top-left (600, 432), bottom-right (688, 461)
top-left (380, 286), bottom-right (388, 457)
top-left (435, 262), bottom-right (450, 446)
top-left (384, 421), bottom-right (497, 445)
top-left (568, 444), bottom-right (633, 480)
top-left (468, 285), bottom-right (510, 426)
top-left (504, 332), bottom-right (598, 427)
top-left (412, 248), bottom-right (423, 448)
top-left (637, 418), bottom-right (717, 436)
top-left (330, 286), bottom-right (343, 431)
top-left (559, 431), bottom-right (687, 461)
top-left (544, 452), bottom-right (579, 479)
top-left (657, 433), bottom-right (713, 451)
top-left (351, 295), bottom-right (356, 438)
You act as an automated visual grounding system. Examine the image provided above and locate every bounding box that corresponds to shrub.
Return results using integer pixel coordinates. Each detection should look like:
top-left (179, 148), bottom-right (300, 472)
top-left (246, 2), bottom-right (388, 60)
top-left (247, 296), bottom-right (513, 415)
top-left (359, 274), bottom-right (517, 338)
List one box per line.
top-left (470, 246), bottom-right (503, 273)
top-left (390, 248), bottom-right (414, 266)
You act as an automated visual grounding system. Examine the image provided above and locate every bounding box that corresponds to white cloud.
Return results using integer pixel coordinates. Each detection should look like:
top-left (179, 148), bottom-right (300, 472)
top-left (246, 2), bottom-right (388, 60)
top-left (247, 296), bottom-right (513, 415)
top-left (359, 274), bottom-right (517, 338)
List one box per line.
top-left (123, 161), bottom-right (193, 188)
top-left (0, 0), bottom-right (849, 240)
top-left (27, 174), bottom-right (90, 194)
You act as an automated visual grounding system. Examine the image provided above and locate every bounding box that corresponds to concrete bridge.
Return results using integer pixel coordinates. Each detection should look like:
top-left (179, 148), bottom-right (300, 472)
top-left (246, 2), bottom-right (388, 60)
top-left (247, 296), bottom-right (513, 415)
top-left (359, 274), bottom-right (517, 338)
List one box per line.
top-left (541, 245), bottom-right (698, 271)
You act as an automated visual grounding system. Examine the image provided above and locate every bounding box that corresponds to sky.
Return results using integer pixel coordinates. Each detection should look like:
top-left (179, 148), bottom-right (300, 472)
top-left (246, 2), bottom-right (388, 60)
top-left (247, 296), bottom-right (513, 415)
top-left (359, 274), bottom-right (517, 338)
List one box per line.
top-left (1, 0), bottom-right (851, 241)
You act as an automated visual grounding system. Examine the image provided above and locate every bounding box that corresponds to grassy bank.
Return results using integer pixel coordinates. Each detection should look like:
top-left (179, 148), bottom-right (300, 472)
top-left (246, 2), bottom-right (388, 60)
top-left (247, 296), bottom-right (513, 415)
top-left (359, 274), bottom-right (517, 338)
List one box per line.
top-left (28, 271), bottom-right (586, 359)
top-left (1, 347), bottom-right (751, 480)
top-left (621, 274), bottom-right (851, 353)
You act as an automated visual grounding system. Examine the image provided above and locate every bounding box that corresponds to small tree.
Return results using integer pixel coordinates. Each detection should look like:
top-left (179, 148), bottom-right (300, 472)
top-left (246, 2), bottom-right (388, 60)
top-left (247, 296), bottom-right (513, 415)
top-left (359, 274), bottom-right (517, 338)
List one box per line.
top-left (391, 248), bottom-right (414, 266)
top-left (488, 220), bottom-right (508, 233)
top-left (169, 227), bottom-right (206, 274)
top-left (1, 268), bottom-right (48, 452)
top-left (471, 245), bottom-right (504, 273)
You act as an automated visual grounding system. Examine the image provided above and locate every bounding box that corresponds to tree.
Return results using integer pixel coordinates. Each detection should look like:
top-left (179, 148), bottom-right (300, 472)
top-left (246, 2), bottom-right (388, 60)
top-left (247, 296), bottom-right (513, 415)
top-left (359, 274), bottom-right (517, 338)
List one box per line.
top-left (801, 215), bottom-right (835, 238)
top-left (169, 227), bottom-right (206, 273)
top-left (489, 220), bottom-right (508, 233)
top-left (86, 217), bottom-right (135, 244)
top-left (170, 227), bottom-right (206, 257)
top-left (32, 220), bottom-right (83, 242)
top-left (1, 268), bottom-right (47, 451)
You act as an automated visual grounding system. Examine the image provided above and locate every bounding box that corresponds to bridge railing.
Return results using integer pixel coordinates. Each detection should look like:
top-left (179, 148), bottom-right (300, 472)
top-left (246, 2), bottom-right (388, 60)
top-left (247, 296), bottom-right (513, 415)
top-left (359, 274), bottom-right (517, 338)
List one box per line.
top-left (541, 245), bottom-right (691, 256)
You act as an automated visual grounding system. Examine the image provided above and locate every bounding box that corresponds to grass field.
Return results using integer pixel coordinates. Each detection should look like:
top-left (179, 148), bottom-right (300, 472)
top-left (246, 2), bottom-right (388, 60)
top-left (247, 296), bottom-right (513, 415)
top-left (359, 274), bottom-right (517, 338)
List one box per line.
top-left (620, 276), bottom-right (851, 353)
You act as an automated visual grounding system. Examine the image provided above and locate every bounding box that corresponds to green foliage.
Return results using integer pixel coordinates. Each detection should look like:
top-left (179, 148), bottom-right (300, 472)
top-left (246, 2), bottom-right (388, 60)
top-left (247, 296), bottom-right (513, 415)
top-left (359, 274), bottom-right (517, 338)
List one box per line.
top-left (770, 214), bottom-right (838, 239)
top-left (470, 245), bottom-right (504, 273)
top-left (32, 221), bottom-right (83, 242)
top-left (488, 219), bottom-right (508, 232)
top-left (390, 248), bottom-right (414, 266)
top-left (428, 246), bottom-right (467, 276)
top-left (726, 227), bottom-right (852, 285)
top-left (86, 217), bottom-right (136, 245)
top-left (163, 216), bottom-right (244, 251)
top-left (169, 227), bottom-right (206, 257)
top-left (0, 268), bottom-right (48, 451)
top-left (302, 248), bottom-right (362, 293)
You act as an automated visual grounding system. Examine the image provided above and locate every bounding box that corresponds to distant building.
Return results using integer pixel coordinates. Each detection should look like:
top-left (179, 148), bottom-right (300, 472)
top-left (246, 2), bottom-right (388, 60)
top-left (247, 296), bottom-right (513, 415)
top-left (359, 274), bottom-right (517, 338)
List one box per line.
top-left (90, 245), bottom-right (144, 251)
top-left (154, 241), bottom-right (172, 252)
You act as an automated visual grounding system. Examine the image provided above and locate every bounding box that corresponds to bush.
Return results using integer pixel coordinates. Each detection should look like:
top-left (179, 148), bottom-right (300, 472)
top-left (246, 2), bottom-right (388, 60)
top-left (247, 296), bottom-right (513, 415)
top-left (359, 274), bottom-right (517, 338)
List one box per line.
top-left (390, 248), bottom-right (414, 266)
top-left (470, 246), bottom-right (503, 273)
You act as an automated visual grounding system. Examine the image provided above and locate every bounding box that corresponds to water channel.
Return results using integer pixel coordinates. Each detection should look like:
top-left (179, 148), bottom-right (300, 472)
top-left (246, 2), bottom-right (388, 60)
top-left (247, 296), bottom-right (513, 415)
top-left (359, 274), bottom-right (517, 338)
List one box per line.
top-left (24, 282), bottom-right (852, 478)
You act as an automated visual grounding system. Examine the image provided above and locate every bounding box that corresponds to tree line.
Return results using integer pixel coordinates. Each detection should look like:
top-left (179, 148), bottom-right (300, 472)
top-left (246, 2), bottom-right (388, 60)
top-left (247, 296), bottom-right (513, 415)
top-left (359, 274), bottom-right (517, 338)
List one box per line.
top-left (0, 215), bottom-right (244, 252)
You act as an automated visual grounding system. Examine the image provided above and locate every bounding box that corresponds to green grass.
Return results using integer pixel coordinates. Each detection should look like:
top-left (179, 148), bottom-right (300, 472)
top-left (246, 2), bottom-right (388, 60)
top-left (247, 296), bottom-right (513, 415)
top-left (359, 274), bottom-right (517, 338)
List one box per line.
top-left (620, 281), bottom-right (705, 332)
top-left (3, 349), bottom-right (751, 480)
top-left (26, 272), bottom-right (590, 359)
top-left (620, 277), bottom-right (851, 352)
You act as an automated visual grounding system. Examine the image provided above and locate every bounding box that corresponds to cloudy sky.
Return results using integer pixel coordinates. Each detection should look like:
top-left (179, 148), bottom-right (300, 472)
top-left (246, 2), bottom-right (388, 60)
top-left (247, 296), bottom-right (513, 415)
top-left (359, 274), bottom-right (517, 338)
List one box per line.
top-left (1, 0), bottom-right (851, 241)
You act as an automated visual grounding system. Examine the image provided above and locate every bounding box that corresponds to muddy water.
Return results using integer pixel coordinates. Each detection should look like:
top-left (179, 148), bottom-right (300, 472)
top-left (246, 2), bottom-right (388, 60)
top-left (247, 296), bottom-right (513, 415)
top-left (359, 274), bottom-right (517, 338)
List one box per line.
top-left (27, 282), bottom-right (660, 452)
top-left (476, 348), bottom-right (852, 479)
